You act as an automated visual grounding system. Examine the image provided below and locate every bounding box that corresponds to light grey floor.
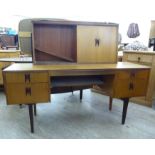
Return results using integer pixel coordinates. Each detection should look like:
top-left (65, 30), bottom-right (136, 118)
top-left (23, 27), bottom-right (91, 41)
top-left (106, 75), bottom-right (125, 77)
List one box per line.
top-left (0, 89), bottom-right (155, 139)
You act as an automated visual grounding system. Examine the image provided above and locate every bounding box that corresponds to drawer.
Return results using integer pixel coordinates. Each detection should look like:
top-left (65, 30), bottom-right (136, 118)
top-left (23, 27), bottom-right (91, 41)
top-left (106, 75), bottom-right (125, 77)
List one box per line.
top-left (116, 71), bottom-right (130, 79)
top-left (131, 70), bottom-right (149, 79)
top-left (0, 62), bottom-right (12, 84)
top-left (113, 79), bottom-right (133, 98)
top-left (6, 83), bottom-right (50, 104)
top-left (127, 54), bottom-right (152, 64)
top-left (140, 55), bottom-right (153, 63)
top-left (113, 73), bottom-right (149, 98)
top-left (5, 71), bottom-right (49, 83)
top-left (116, 70), bottom-right (149, 80)
top-left (127, 54), bottom-right (140, 62)
top-left (113, 79), bottom-right (148, 98)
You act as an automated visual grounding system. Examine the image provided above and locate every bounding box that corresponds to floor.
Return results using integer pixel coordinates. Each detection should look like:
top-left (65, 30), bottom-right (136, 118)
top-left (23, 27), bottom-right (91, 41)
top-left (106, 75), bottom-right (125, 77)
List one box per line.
top-left (0, 89), bottom-right (155, 139)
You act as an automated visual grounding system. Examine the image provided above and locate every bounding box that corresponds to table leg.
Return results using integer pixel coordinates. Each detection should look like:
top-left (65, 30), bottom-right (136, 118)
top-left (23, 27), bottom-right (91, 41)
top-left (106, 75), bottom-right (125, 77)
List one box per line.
top-left (109, 97), bottom-right (113, 111)
top-left (28, 104), bottom-right (34, 133)
top-left (122, 98), bottom-right (129, 125)
top-left (33, 104), bottom-right (37, 116)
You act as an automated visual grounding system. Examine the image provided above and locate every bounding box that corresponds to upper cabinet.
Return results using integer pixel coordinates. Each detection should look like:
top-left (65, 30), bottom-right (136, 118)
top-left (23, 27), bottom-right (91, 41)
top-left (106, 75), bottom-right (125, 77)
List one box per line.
top-left (77, 25), bottom-right (118, 63)
top-left (32, 20), bottom-right (118, 64)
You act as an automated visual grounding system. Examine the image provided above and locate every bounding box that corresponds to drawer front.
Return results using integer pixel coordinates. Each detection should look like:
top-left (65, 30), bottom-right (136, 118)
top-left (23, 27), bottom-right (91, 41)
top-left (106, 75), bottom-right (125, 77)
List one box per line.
top-left (113, 79), bottom-right (133, 98)
top-left (126, 54), bottom-right (152, 64)
top-left (113, 69), bottom-right (149, 98)
top-left (6, 83), bottom-right (50, 104)
top-left (116, 71), bottom-right (130, 79)
top-left (116, 70), bottom-right (149, 80)
top-left (5, 72), bottom-right (49, 83)
top-left (132, 70), bottom-right (149, 79)
top-left (140, 55), bottom-right (153, 63)
top-left (127, 54), bottom-right (140, 62)
top-left (0, 62), bottom-right (11, 84)
top-left (113, 79), bottom-right (148, 98)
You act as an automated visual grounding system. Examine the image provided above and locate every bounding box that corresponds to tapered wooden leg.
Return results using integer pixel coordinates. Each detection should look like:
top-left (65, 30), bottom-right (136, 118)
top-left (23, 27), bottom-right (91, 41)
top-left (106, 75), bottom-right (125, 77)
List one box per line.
top-left (122, 98), bottom-right (129, 125)
top-left (109, 96), bottom-right (113, 111)
top-left (33, 104), bottom-right (37, 116)
top-left (80, 89), bottom-right (83, 102)
top-left (28, 104), bottom-right (34, 133)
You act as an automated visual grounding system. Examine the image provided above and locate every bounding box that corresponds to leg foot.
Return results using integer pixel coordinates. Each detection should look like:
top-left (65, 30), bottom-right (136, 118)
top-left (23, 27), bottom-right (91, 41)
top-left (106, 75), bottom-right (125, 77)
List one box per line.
top-left (80, 89), bottom-right (83, 102)
top-left (71, 87), bottom-right (74, 95)
top-left (19, 104), bottom-right (22, 108)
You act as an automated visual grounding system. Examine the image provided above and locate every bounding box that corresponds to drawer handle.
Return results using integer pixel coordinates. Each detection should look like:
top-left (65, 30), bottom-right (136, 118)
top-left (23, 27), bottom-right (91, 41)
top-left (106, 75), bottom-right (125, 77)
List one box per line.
top-left (129, 83), bottom-right (134, 90)
top-left (138, 57), bottom-right (141, 62)
top-left (25, 87), bottom-right (31, 96)
top-left (25, 74), bottom-right (30, 83)
top-left (95, 38), bottom-right (100, 47)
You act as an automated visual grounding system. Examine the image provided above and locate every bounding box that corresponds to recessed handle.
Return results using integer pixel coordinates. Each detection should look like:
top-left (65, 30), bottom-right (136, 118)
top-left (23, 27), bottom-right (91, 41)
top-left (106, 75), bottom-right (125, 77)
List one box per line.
top-left (25, 87), bottom-right (31, 96)
top-left (138, 57), bottom-right (141, 62)
top-left (129, 83), bottom-right (134, 90)
top-left (25, 73), bottom-right (30, 83)
top-left (95, 38), bottom-right (100, 47)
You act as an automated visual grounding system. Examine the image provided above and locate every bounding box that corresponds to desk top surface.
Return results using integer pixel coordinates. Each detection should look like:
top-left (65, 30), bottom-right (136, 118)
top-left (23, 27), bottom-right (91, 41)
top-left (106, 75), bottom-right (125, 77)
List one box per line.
top-left (3, 62), bottom-right (150, 72)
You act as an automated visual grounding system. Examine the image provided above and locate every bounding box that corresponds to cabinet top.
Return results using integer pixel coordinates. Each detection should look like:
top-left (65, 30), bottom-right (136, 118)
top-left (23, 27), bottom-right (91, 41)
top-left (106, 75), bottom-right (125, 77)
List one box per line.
top-left (31, 19), bottom-right (119, 27)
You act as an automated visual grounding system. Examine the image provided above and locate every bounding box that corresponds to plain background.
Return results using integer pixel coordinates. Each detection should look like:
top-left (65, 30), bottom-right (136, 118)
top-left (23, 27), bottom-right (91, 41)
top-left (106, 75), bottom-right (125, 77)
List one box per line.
top-left (0, 0), bottom-right (155, 44)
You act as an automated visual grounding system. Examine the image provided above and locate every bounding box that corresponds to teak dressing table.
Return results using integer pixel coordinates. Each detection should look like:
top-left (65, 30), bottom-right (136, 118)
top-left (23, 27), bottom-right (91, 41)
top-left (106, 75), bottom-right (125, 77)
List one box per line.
top-left (2, 19), bottom-right (151, 133)
top-left (3, 62), bottom-right (150, 133)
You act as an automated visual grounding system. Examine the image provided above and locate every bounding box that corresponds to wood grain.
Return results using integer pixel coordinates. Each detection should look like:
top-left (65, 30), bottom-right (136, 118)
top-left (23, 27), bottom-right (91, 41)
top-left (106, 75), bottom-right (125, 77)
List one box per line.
top-left (77, 26), bottom-right (118, 63)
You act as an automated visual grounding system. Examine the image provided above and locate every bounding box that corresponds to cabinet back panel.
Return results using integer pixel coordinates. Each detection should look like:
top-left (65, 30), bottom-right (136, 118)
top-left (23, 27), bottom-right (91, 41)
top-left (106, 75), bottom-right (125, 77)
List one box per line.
top-left (33, 24), bottom-right (77, 63)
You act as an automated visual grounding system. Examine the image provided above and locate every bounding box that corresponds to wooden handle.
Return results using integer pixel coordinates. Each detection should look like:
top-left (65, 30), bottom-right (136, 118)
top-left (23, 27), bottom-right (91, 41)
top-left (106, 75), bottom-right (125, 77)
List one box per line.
top-left (25, 74), bottom-right (30, 83)
top-left (25, 87), bottom-right (31, 96)
top-left (95, 38), bottom-right (100, 47)
top-left (129, 83), bottom-right (134, 90)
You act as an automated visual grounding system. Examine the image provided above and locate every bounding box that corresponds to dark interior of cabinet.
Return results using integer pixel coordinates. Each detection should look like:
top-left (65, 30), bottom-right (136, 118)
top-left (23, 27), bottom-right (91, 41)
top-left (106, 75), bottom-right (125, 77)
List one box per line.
top-left (33, 23), bottom-right (77, 63)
